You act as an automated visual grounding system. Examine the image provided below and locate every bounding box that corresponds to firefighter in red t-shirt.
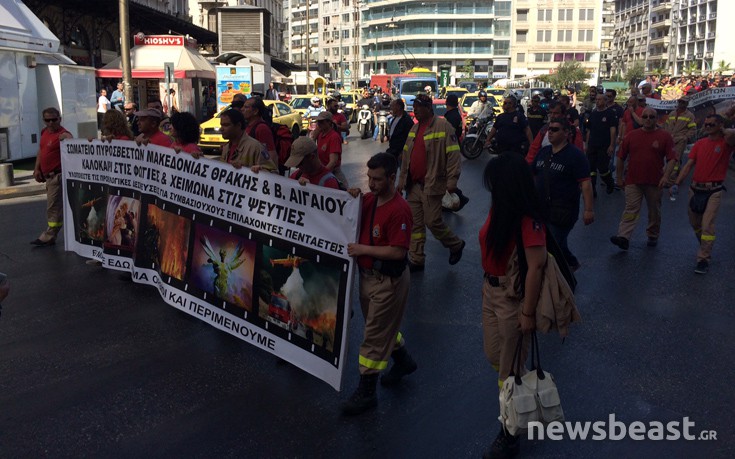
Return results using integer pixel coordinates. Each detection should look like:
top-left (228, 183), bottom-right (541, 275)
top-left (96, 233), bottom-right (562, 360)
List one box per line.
top-left (342, 153), bottom-right (415, 415)
top-left (31, 107), bottom-right (72, 246)
top-left (675, 114), bottom-right (735, 274)
top-left (284, 137), bottom-right (341, 190)
top-left (610, 107), bottom-right (677, 250)
top-left (313, 111), bottom-right (349, 187)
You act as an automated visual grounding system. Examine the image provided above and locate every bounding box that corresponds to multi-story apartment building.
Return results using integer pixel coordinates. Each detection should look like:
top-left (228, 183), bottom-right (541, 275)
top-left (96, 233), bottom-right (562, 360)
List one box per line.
top-left (612, 0), bottom-right (735, 77)
top-left (361, 0), bottom-right (512, 82)
top-left (510, 0), bottom-right (602, 85)
top-left (600, 0), bottom-right (616, 80)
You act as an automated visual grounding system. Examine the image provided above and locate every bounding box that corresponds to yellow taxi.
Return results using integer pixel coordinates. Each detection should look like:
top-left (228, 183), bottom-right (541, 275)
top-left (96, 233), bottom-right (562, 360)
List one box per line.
top-left (289, 94), bottom-right (329, 130)
top-left (460, 92), bottom-right (501, 127)
top-left (198, 100), bottom-right (302, 152)
top-left (486, 87), bottom-right (506, 105)
top-left (339, 90), bottom-right (362, 123)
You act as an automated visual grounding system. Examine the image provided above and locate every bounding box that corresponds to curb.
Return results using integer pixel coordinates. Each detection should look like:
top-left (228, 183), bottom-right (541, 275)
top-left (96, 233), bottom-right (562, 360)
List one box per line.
top-left (0, 184), bottom-right (46, 200)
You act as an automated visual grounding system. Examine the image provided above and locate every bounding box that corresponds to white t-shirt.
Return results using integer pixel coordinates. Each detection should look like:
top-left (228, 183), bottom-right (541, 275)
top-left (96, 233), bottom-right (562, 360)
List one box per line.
top-left (97, 95), bottom-right (111, 113)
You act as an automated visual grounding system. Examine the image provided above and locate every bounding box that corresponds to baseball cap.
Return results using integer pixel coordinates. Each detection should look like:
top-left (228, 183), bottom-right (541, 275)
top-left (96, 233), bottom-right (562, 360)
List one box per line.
top-left (285, 137), bottom-right (317, 168)
top-left (134, 108), bottom-right (162, 118)
top-left (315, 111), bottom-right (333, 122)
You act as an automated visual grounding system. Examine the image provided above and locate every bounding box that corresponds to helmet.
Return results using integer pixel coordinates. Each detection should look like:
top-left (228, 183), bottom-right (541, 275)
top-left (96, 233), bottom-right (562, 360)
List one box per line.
top-left (369, 89), bottom-right (376, 95)
top-left (311, 96), bottom-right (320, 103)
top-left (478, 90), bottom-right (487, 98)
top-left (424, 85), bottom-right (432, 92)
top-left (543, 89), bottom-right (553, 98)
top-left (553, 89), bottom-right (561, 96)
top-left (381, 93), bottom-right (390, 102)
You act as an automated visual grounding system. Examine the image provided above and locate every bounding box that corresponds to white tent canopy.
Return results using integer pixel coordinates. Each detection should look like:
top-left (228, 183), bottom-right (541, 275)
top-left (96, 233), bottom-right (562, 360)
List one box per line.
top-left (97, 43), bottom-right (215, 79)
top-left (0, 0), bottom-right (60, 53)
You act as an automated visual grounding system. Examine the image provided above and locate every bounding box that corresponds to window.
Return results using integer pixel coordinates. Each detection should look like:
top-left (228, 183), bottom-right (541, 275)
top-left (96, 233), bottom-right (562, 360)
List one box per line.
top-left (557, 30), bottom-right (572, 42)
top-left (495, 1), bottom-right (511, 17)
top-left (516, 31), bottom-right (527, 43)
top-left (333, 47), bottom-right (339, 56)
top-left (579, 8), bottom-right (594, 21)
top-left (495, 20), bottom-right (510, 37)
top-left (558, 9), bottom-right (573, 21)
top-left (323, 16), bottom-right (330, 26)
top-left (538, 9), bottom-right (552, 21)
top-left (536, 30), bottom-right (551, 42)
top-left (517, 9), bottom-right (528, 22)
top-left (534, 53), bottom-right (553, 62)
top-left (342, 46), bottom-right (350, 56)
top-left (342, 13), bottom-right (349, 22)
top-left (324, 48), bottom-right (330, 56)
top-left (578, 30), bottom-right (593, 42)
top-left (342, 29), bottom-right (350, 39)
top-left (517, 53), bottom-right (525, 63)
top-left (494, 40), bottom-right (510, 54)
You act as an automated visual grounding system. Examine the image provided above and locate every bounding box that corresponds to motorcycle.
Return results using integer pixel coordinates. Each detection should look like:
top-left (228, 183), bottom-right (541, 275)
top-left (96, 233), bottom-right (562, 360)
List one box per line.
top-left (377, 109), bottom-right (390, 142)
top-left (357, 105), bottom-right (374, 139)
top-left (461, 111), bottom-right (496, 160)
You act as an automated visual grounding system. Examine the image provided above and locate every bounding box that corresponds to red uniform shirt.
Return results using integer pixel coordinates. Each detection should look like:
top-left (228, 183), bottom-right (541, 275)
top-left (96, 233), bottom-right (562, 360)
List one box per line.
top-left (172, 142), bottom-right (202, 155)
top-left (689, 137), bottom-right (735, 183)
top-left (289, 165), bottom-right (340, 189)
top-left (409, 122), bottom-right (429, 183)
top-left (317, 129), bottom-right (343, 167)
top-left (114, 134), bottom-right (132, 140)
top-left (38, 127), bottom-right (70, 175)
top-left (148, 130), bottom-right (173, 148)
top-left (622, 107), bottom-right (643, 135)
top-left (332, 112), bottom-right (348, 129)
top-left (357, 191), bottom-right (412, 269)
top-left (479, 214), bottom-right (546, 276)
top-left (618, 128), bottom-right (676, 185)
top-left (246, 122), bottom-right (276, 152)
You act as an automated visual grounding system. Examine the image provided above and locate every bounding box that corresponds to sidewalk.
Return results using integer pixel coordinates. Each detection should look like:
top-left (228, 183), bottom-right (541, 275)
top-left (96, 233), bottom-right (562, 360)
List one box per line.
top-left (0, 168), bottom-right (46, 200)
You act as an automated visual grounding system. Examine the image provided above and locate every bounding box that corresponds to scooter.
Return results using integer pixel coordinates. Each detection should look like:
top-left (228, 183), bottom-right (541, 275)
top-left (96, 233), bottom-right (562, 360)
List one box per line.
top-left (357, 105), bottom-right (374, 139)
top-left (377, 109), bottom-right (390, 142)
top-left (461, 111), bottom-right (496, 159)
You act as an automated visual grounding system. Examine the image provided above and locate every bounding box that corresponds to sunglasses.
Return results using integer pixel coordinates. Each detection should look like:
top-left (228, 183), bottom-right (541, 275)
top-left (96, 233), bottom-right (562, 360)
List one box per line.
top-left (43, 118), bottom-right (59, 123)
top-left (704, 123), bottom-right (717, 127)
top-left (548, 126), bottom-right (563, 132)
top-left (641, 115), bottom-right (656, 119)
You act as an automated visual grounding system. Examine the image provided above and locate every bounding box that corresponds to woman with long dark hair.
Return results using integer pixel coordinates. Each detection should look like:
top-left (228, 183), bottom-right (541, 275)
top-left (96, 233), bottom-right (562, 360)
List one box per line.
top-left (170, 112), bottom-right (203, 158)
top-left (479, 152), bottom-right (547, 458)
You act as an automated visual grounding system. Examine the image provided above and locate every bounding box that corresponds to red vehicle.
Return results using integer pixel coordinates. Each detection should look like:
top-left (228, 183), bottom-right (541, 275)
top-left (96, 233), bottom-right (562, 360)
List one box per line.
top-left (268, 293), bottom-right (292, 327)
top-left (370, 73), bottom-right (409, 95)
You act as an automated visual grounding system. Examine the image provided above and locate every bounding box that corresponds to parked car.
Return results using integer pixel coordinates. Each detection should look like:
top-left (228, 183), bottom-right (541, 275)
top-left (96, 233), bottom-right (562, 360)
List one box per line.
top-left (198, 100), bottom-right (302, 152)
top-left (486, 88), bottom-right (506, 105)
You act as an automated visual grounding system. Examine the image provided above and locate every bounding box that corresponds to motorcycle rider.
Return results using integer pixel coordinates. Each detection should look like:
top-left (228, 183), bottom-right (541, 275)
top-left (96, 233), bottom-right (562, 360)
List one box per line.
top-left (468, 90), bottom-right (491, 119)
top-left (374, 93), bottom-right (393, 142)
top-left (305, 96), bottom-right (325, 120)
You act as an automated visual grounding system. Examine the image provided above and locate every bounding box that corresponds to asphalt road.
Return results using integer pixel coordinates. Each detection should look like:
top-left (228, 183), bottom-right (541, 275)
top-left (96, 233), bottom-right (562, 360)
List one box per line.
top-left (0, 134), bottom-right (734, 458)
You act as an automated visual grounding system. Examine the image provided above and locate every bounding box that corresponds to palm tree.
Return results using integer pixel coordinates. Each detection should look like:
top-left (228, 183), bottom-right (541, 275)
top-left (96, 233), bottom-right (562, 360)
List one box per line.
top-left (714, 60), bottom-right (732, 74)
top-left (684, 62), bottom-right (700, 76)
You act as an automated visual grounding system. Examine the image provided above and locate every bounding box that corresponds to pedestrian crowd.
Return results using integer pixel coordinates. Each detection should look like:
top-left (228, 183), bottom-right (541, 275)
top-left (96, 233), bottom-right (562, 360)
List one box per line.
top-left (29, 76), bottom-right (735, 458)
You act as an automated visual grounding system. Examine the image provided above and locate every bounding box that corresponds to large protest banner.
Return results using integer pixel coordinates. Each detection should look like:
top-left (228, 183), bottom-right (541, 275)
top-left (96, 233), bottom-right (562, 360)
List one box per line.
top-left (61, 139), bottom-right (360, 390)
top-left (647, 86), bottom-right (735, 127)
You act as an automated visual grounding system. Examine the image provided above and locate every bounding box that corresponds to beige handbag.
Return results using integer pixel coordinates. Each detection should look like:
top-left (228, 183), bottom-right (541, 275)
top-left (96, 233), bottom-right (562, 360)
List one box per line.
top-left (499, 332), bottom-right (564, 436)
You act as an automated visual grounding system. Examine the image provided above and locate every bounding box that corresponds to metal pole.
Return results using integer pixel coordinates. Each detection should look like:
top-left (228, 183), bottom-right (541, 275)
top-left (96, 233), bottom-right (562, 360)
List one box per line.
top-left (119, 0), bottom-right (133, 103)
top-left (340, 24), bottom-right (344, 87)
top-left (305, 0), bottom-right (311, 94)
top-left (374, 27), bottom-right (377, 74)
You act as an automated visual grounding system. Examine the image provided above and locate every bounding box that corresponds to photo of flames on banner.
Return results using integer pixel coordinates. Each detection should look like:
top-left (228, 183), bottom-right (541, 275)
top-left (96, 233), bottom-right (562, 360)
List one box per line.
top-left (60, 139), bottom-right (359, 389)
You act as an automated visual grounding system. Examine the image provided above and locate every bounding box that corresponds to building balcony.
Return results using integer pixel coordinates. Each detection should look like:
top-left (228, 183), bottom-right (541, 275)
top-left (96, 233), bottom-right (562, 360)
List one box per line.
top-left (651, 19), bottom-right (672, 29)
top-left (709, 12), bottom-right (717, 20)
top-left (651, 1), bottom-right (672, 14)
top-left (650, 36), bottom-right (671, 46)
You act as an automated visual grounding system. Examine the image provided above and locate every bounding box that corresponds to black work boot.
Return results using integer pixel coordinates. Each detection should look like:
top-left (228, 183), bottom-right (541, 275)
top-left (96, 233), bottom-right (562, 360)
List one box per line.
top-left (342, 373), bottom-right (379, 415)
top-left (483, 426), bottom-right (520, 459)
top-left (380, 346), bottom-right (417, 386)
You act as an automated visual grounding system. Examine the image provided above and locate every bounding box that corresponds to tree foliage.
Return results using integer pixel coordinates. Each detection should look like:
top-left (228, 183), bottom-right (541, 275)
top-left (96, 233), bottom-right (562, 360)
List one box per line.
top-left (684, 61), bottom-right (700, 75)
top-left (542, 60), bottom-right (590, 88)
top-left (462, 59), bottom-right (474, 78)
top-left (715, 60), bottom-right (732, 74)
top-left (624, 61), bottom-right (645, 85)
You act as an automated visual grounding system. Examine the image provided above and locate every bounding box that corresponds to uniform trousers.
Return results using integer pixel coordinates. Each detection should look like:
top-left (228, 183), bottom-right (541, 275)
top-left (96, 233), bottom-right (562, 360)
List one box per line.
top-left (687, 187), bottom-right (723, 263)
top-left (482, 275), bottom-right (530, 388)
top-left (617, 184), bottom-right (662, 240)
top-left (406, 183), bottom-right (464, 265)
top-left (668, 137), bottom-right (688, 181)
top-left (358, 266), bottom-right (410, 375)
top-left (40, 173), bottom-right (63, 242)
top-left (586, 144), bottom-right (614, 187)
